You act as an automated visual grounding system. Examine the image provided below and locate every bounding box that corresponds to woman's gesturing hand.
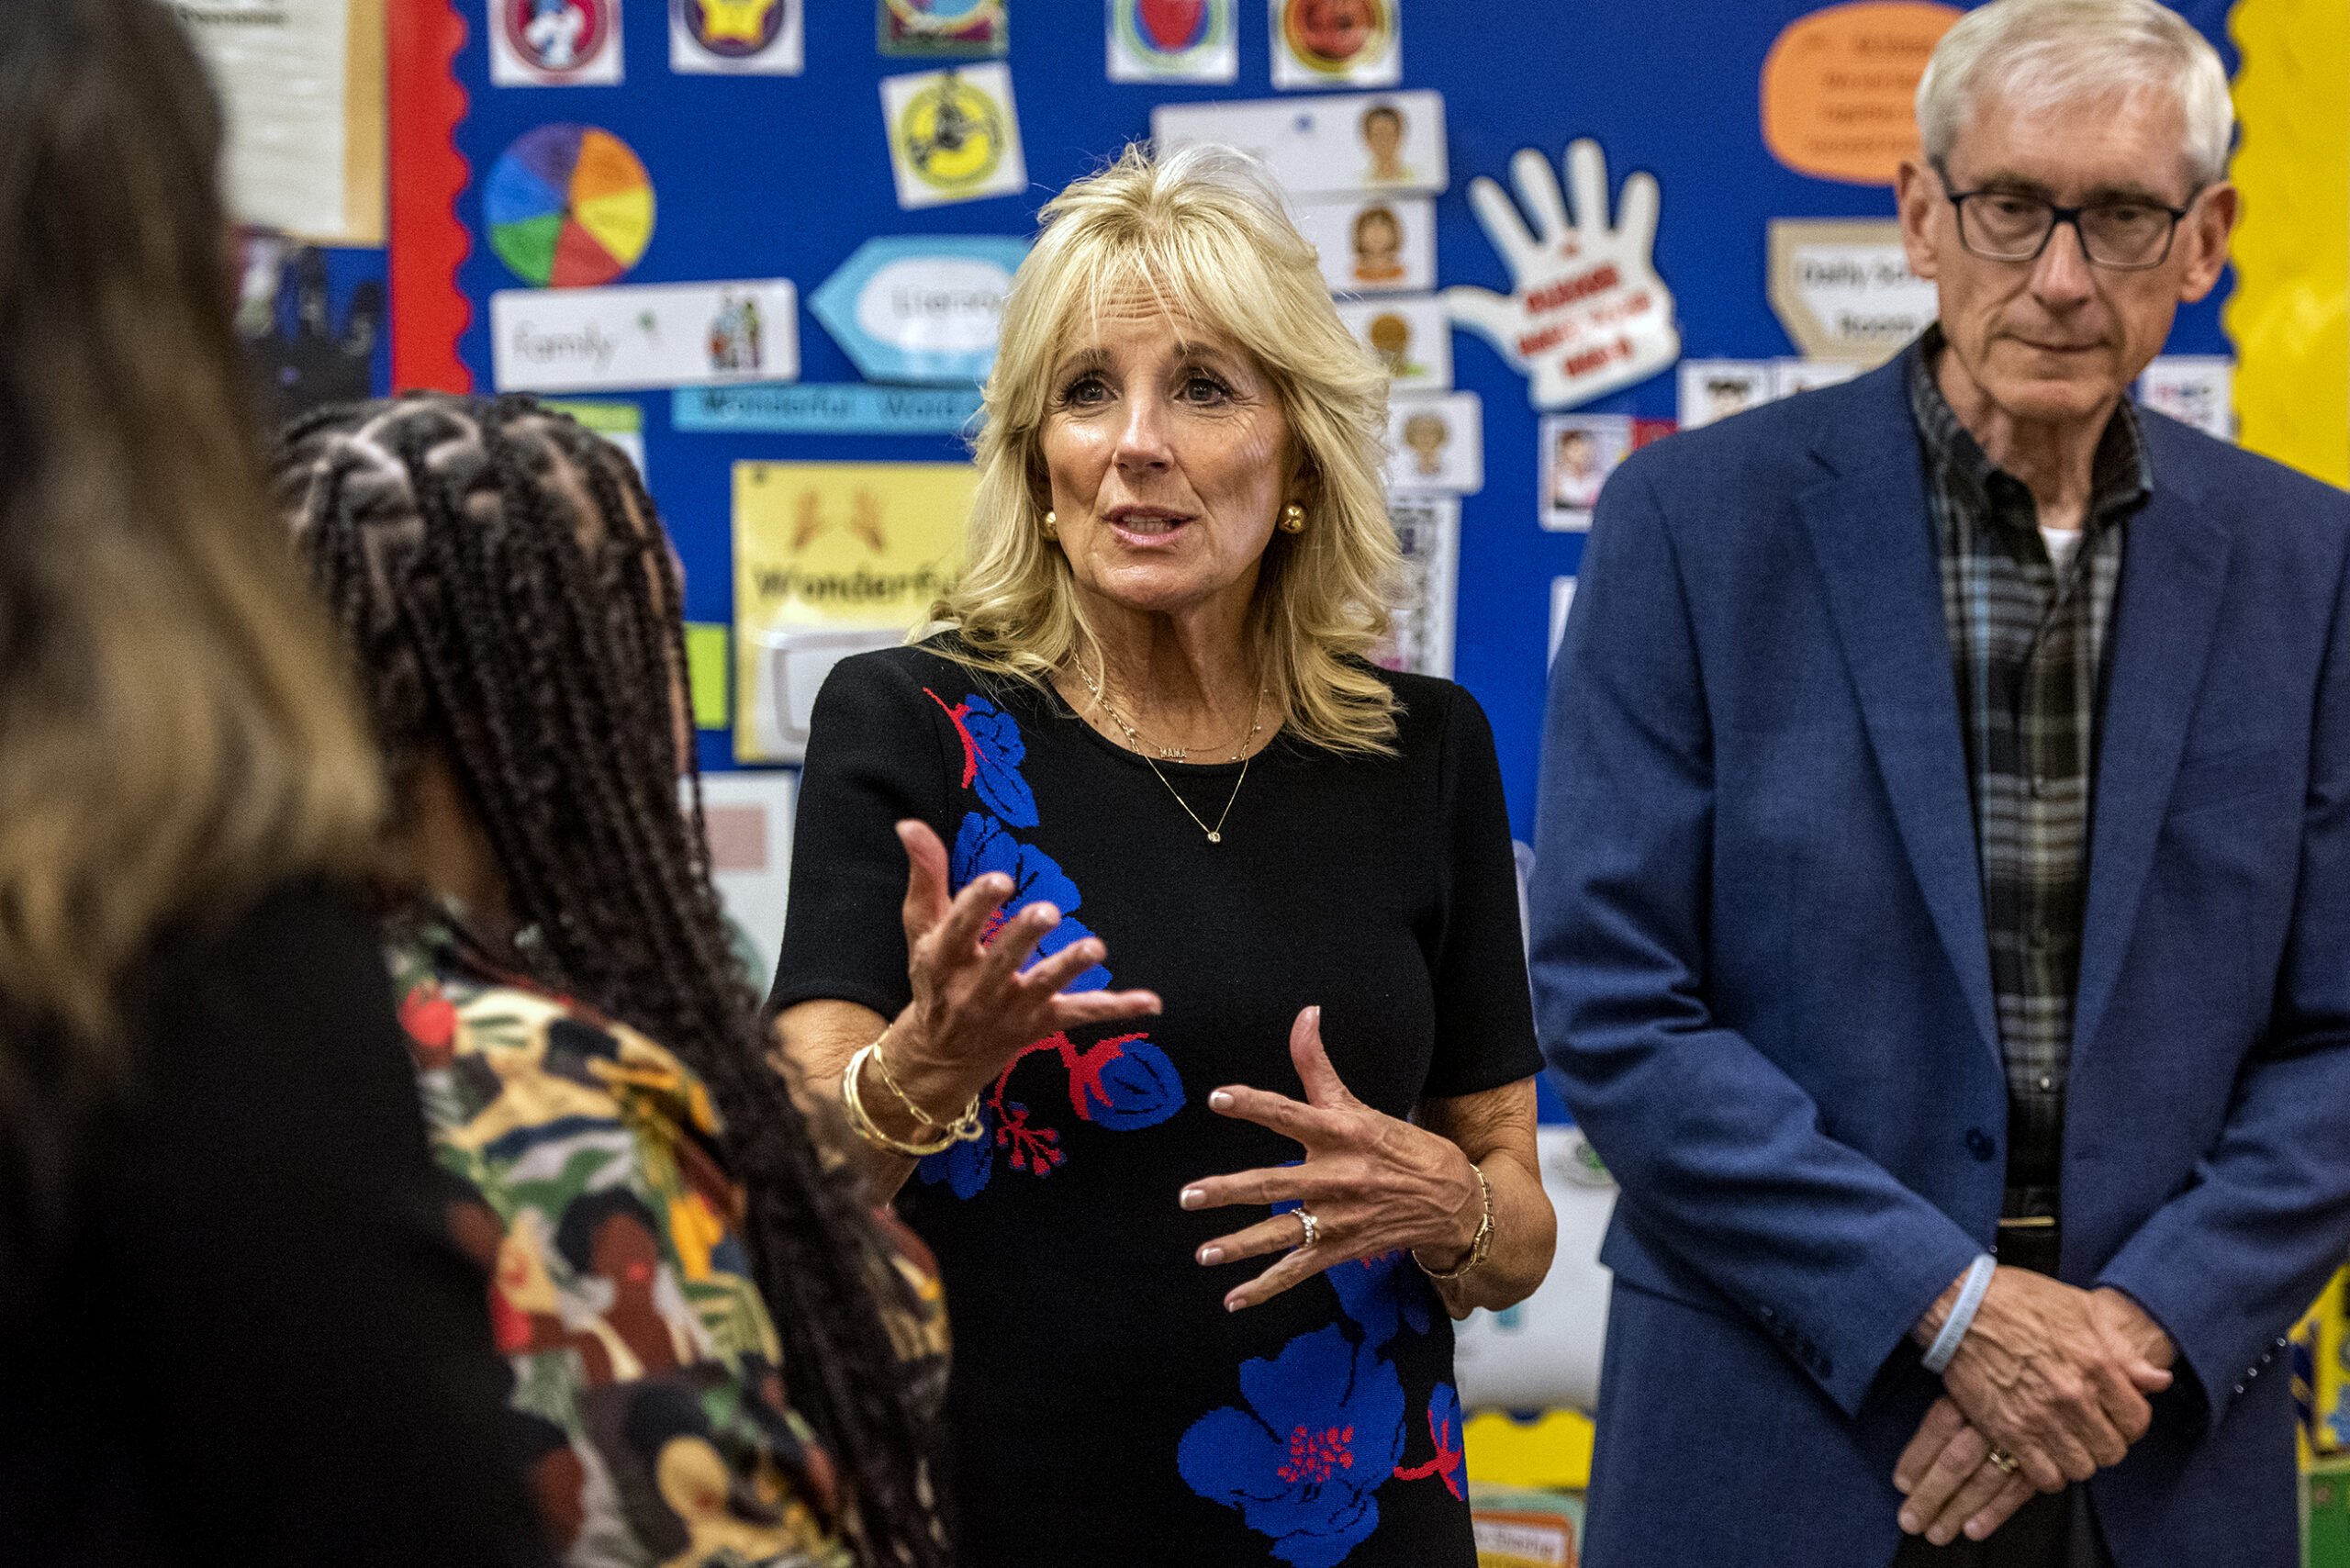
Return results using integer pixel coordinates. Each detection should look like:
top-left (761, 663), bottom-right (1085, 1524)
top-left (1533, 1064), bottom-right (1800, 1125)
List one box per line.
top-left (1180, 1006), bottom-right (1484, 1312)
top-left (885, 819), bottom-right (1162, 1110)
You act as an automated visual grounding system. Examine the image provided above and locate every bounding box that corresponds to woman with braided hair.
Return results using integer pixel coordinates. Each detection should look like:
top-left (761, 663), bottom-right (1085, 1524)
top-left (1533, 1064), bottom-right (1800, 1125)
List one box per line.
top-left (277, 394), bottom-right (951, 1568)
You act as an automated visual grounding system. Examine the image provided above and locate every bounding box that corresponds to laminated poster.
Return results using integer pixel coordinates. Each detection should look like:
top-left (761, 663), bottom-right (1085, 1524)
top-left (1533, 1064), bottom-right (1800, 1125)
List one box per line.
top-left (489, 278), bottom-right (799, 393)
top-left (1677, 360), bottom-right (1774, 430)
top-left (671, 0), bottom-right (803, 73)
top-left (733, 462), bottom-right (979, 763)
top-left (1377, 496), bottom-right (1459, 680)
top-left (1385, 391), bottom-right (1483, 496)
top-left (1107, 0), bottom-right (1237, 83)
top-left (1152, 90), bottom-right (1445, 195)
top-left (1292, 194), bottom-right (1436, 297)
top-left (880, 65), bottom-right (1029, 210)
top-left (879, 0), bottom-right (1007, 58)
top-left (807, 235), bottom-right (1031, 386)
top-left (1270, 0), bottom-right (1399, 90)
top-left (1767, 218), bottom-right (1937, 365)
top-left (179, 0), bottom-right (381, 242)
top-left (1539, 414), bottom-right (1632, 532)
top-left (1334, 295), bottom-right (1450, 394)
top-left (489, 0), bottom-right (624, 86)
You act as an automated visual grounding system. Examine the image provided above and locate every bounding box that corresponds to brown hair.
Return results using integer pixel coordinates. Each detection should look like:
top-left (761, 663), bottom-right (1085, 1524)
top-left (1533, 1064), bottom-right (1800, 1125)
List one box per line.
top-left (0, 0), bottom-right (380, 1051)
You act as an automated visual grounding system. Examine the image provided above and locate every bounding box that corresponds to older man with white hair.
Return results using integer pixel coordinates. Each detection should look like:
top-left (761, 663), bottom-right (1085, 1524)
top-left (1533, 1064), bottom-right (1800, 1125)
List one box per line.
top-left (1533, 2), bottom-right (2350, 1563)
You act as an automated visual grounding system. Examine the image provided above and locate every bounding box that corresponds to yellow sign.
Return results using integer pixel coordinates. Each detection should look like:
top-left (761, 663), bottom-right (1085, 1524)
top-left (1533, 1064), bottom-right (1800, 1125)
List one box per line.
top-left (732, 460), bottom-right (977, 761)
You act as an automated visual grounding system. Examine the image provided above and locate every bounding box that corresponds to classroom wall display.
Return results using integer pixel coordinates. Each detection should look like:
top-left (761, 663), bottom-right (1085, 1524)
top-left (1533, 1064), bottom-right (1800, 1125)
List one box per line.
top-left (1378, 496), bottom-right (1459, 679)
top-left (491, 278), bottom-right (798, 392)
top-left (1335, 295), bottom-right (1450, 393)
top-left (1270, 0), bottom-right (1399, 90)
top-left (732, 461), bottom-right (977, 763)
top-left (879, 0), bottom-right (1008, 57)
top-left (1387, 391), bottom-right (1483, 495)
top-left (1152, 89), bottom-right (1445, 195)
top-left (1294, 194), bottom-right (1435, 295)
top-left (1107, 0), bottom-right (1237, 82)
top-left (1759, 2), bottom-right (1961, 185)
top-left (1549, 577), bottom-right (1577, 667)
top-left (1677, 358), bottom-right (1774, 428)
top-left (700, 770), bottom-right (798, 994)
top-left (807, 236), bottom-right (1031, 385)
top-left (490, 0), bottom-right (624, 84)
top-left (1538, 415), bottom-right (1629, 532)
top-left (182, 0), bottom-right (386, 244)
top-left (391, 0), bottom-right (2241, 889)
top-left (671, 0), bottom-right (804, 73)
top-left (1767, 218), bottom-right (1937, 364)
top-left (881, 64), bottom-right (1029, 208)
top-left (486, 125), bottom-right (656, 289)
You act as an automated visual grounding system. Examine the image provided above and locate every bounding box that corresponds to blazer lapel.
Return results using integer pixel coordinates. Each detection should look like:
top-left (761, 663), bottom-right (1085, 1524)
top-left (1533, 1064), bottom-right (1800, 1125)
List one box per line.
top-left (2073, 481), bottom-right (2231, 1059)
top-left (1797, 383), bottom-right (2000, 1065)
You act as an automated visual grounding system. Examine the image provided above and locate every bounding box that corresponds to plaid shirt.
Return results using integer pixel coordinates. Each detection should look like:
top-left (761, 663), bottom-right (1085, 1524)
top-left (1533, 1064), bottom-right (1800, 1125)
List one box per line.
top-left (1908, 331), bottom-right (2152, 1186)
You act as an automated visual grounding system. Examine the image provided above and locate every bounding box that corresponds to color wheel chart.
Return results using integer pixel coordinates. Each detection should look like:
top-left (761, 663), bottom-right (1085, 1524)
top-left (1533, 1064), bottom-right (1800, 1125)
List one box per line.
top-left (486, 124), bottom-right (656, 288)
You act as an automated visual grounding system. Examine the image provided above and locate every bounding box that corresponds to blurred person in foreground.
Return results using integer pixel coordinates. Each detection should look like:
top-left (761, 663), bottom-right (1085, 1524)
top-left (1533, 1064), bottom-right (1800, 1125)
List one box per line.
top-left (0, 3), bottom-right (551, 1564)
top-left (1535, 2), bottom-right (2350, 1564)
top-left (278, 394), bottom-right (953, 1568)
top-left (769, 143), bottom-right (1554, 1567)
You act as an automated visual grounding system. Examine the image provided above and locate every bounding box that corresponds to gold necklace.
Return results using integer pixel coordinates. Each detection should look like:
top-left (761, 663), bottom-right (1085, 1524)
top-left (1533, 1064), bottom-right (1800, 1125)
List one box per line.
top-left (1080, 664), bottom-right (1266, 845)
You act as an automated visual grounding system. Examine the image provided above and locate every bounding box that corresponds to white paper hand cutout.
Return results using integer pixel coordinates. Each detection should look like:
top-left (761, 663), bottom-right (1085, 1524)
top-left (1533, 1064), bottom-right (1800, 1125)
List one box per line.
top-left (1445, 140), bottom-right (1681, 410)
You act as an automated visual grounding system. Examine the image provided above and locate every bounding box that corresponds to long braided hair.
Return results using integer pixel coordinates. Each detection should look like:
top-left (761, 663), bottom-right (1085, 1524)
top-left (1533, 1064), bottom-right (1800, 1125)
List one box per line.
top-left (275, 394), bottom-right (949, 1568)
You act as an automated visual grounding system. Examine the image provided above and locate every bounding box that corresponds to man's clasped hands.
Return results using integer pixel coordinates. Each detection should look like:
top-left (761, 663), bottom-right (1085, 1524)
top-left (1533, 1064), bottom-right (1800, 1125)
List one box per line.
top-left (1894, 1269), bottom-right (2177, 1546)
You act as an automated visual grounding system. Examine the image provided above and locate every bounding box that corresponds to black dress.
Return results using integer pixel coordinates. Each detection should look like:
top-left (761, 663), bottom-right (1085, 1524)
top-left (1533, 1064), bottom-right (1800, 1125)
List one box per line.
top-left (772, 639), bottom-right (1542, 1568)
top-left (0, 879), bottom-right (553, 1568)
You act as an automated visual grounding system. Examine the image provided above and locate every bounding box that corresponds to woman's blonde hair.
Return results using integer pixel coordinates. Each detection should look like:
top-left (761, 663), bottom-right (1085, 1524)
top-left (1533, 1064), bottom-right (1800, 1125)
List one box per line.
top-left (934, 141), bottom-right (1403, 753)
top-left (0, 0), bottom-right (380, 1049)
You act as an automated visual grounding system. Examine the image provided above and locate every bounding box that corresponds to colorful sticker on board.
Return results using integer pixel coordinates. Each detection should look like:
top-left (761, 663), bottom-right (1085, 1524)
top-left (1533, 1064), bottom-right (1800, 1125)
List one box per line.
top-left (808, 235), bottom-right (1030, 385)
top-left (489, 278), bottom-right (799, 393)
top-left (671, 0), bottom-right (803, 73)
top-left (1334, 295), bottom-right (1450, 393)
top-left (1153, 90), bottom-right (1446, 195)
top-left (879, 0), bottom-right (1007, 58)
top-left (1445, 140), bottom-right (1681, 411)
top-left (487, 125), bottom-right (655, 289)
top-left (489, 0), bottom-right (623, 86)
top-left (1106, 0), bottom-right (1236, 84)
top-left (1761, 3), bottom-right (1962, 185)
top-left (1292, 194), bottom-right (1435, 295)
top-left (1270, 0), bottom-right (1398, 90)
top-left (880, 65), bottom-right (1028, 209)
top-left (1386, 391), bottom-right (1483, 496)
top-left (1539, 414), bottom-right (1631, 532)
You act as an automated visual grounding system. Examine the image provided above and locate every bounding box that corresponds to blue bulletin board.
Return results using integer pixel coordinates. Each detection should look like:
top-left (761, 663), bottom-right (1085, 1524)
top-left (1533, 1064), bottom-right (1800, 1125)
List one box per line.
top-left (415, 0), bottom-right (2237, 827)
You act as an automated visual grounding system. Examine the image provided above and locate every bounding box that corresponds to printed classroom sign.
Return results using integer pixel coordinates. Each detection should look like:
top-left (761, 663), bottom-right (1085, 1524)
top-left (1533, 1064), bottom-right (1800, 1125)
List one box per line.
top-left (733, 462), bottom-right (978, 762)
top-left (1293, 195), bottom-right (1436, 296)
top-left (1678, 359), bottom-right (1774, 429)
top-left (879, 0), bottom-right (1007, 58)
top-left (674, 383), bottom-right (985, 433)
top-left (671, 0), bottom-right (803, 73)
top-left (1271, 0), bottom-right (1399, 90)
top-left (487, 125), bottom-right (656, 290)
top-left (1107, 0), bottom-right (1237, 83)
top-left (489, 278), bottom-right (799, 393)
top-left (1760, 2), bottom-right (1961, 185)
top-left (1152, 90), bottom-right (1446, 196)
top-left (1386, 392), bottom-right (1483, 495)
top-left (1335, 295), bottom-right (1450, 393)
top-left (1767, 218), bottom-right (1937, 364)
top-left (1539, 414), bottom-right (1632, 532)
top-left (808, 235), bottom-right (1031, 386)
top-left (880, 65), bottom-right (1028, 209)
top-left (490, 0), bottom-right (624, 86)
top-left (1377, 496), bottom-right (1459, 679)
top-left (2139, 356), bottom-right (2235, 442)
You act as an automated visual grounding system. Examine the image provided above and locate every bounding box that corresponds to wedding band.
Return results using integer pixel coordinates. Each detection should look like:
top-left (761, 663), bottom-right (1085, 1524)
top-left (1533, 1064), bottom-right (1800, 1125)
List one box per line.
top-left (1295, 1208), bottom-right (1320, 1249)
top-left (1985, 1449), bottom-right (2020, 1476)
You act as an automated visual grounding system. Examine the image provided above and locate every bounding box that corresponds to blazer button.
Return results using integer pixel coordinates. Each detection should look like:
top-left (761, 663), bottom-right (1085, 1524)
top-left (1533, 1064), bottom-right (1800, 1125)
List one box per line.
top-left (1964, 1128), bottom-right (1997, 1161)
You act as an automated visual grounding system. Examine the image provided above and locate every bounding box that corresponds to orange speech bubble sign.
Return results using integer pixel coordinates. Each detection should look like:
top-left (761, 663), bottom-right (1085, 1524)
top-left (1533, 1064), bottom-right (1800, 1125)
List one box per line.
top-left (1762, 1), bottom-right (1963, 186)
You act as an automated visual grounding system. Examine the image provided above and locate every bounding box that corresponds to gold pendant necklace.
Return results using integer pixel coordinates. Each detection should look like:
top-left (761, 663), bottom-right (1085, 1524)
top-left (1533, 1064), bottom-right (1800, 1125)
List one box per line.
top-left (1080, 664), bottom-right (1266, 845)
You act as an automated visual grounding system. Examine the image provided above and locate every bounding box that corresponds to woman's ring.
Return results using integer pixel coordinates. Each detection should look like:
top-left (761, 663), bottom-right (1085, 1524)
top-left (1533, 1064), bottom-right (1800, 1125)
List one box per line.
top-left (1295, 1208), bottom-right (1320, 1249)
top-left (1985, 1448), bottom-right (2020, 1476)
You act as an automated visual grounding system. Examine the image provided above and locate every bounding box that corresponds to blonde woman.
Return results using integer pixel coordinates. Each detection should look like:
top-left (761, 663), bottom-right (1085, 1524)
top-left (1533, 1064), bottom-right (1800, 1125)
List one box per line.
top-left (772, 144), bottom-right (1555, 1567)
top-left (0, 2), bottom-right (546, 1563)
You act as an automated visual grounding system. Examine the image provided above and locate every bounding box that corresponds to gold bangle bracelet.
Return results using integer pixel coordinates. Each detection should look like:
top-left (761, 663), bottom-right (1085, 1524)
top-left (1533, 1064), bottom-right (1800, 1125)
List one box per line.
top-left (1415, 1163), bottom-right (1495, 1282)
top-left (841, 1041), bottom-right (967, 1159)
top-left (867, 1025), bottom-right (984, 1144)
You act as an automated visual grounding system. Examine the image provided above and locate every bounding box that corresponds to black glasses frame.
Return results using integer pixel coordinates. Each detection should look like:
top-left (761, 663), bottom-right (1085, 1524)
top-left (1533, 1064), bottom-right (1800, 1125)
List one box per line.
top-left (1932, 164), bottom-right (2194, 273)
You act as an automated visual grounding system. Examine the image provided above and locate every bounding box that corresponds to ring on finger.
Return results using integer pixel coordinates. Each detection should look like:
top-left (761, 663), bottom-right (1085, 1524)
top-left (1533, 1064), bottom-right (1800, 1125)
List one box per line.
top-left (1294, 1208), bottom-right (1320, 1249)
top-left (1984, 1449), bottom-right (2020, 1476)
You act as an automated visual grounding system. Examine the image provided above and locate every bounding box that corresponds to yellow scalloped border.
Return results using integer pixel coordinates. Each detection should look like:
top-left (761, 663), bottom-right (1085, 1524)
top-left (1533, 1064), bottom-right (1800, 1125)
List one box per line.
top-left (2227, 0), bottom-right (2348, 486)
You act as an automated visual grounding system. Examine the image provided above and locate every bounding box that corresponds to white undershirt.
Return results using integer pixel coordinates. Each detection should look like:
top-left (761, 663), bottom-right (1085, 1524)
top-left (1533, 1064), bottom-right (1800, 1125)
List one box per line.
top-left (2042, 525), bottom-right (2084, 574)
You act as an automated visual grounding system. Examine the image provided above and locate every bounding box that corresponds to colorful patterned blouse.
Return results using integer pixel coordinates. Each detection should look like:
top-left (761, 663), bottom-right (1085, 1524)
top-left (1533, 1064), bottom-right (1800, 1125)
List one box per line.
top-left (389, 919), bottom-right (947, 1568)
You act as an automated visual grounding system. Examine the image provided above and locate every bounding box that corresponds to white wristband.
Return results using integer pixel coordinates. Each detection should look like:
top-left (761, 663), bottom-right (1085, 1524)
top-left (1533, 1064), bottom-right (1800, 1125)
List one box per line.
top-left (1921, 1253), bottom-right (1998, 1374)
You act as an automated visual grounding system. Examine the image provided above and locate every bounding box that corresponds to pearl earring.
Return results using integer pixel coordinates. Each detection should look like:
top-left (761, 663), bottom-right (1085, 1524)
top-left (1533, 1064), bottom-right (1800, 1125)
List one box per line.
top-left (1041, 509), bottom-right (1058, 540)
top-left (1279, 503), bottom-right (1305, 534)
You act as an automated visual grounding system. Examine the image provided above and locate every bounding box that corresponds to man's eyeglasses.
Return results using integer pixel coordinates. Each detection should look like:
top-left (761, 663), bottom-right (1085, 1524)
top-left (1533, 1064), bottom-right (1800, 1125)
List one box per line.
top-left (1934, 164), bottom-right (2194, 272)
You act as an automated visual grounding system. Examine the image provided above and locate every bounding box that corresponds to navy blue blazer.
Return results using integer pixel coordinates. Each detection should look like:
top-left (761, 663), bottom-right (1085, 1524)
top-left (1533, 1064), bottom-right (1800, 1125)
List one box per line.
top-left (1531, 350), bottom-right (2350, 1567)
